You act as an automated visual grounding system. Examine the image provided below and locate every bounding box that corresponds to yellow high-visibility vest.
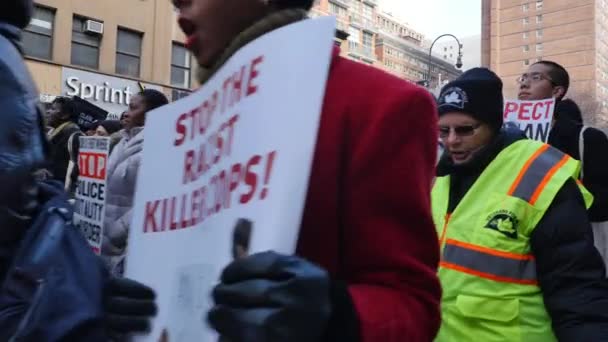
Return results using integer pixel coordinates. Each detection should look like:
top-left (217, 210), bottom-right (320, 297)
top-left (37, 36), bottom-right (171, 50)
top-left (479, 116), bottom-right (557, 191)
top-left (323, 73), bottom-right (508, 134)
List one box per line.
top-left (432, 140), bottom-right (593, 342)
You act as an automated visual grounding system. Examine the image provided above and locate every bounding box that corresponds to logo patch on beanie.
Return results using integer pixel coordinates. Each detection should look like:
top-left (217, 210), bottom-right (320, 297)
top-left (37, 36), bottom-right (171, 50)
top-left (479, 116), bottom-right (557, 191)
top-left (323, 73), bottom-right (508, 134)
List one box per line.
top-left (439, 87), bottom-right (468, 109)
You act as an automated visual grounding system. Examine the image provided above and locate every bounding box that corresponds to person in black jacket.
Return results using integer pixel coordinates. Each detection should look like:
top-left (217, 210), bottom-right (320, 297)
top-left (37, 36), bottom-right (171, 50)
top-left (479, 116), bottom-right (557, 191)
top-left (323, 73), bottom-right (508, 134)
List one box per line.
top-left (46, 96), bottom-right (82, 184)
top-left (520, 61), bottom-right (608, 223)
top-left (549, 99), bottom-right (608, 223)
top-left (436, 68), bottom-right (608, 341)
top-left (0, 0), bottom-right (156, 339)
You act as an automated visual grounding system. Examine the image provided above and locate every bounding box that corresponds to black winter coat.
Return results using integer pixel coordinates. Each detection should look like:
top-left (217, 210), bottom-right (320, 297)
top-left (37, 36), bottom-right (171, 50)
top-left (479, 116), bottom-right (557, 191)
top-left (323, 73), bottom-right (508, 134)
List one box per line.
top-left (47, 122), bottom-right (81, 185)
top-left (437, 130), bottom-right (608, 342)
top-left (549, 118), bottom-right (608, 222)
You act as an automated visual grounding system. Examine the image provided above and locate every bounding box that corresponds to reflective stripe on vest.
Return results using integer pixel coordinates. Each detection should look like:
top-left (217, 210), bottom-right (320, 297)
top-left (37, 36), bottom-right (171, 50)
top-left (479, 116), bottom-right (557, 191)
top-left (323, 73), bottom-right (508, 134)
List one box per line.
top-left (440, 239), bottom-right (537, 285)
top-left (508, 144), bottom-right (571, 205)
top-left (438, 143), bottom-right (569, 286)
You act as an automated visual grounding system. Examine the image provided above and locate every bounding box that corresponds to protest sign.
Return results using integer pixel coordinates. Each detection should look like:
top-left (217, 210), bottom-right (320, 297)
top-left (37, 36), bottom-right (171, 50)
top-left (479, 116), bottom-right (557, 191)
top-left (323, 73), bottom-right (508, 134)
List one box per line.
top-left (504, 98), bottom-right (556, 142)
top-left (73, 136), bottom-right (110, 255)
top-left (124, 17), bottom-right (336, 341)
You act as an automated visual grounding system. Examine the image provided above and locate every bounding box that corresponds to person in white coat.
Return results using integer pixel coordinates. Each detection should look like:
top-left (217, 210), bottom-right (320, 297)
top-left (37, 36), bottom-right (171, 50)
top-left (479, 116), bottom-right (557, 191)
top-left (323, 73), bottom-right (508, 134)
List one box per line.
top-left (101, 89), bottom-right (168, 275)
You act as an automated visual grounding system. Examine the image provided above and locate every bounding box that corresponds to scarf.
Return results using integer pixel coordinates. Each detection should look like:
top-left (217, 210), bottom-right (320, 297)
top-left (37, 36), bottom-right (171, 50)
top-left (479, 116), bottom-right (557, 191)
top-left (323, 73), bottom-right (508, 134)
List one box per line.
top-left (197, 8), bottom-right (308, 85)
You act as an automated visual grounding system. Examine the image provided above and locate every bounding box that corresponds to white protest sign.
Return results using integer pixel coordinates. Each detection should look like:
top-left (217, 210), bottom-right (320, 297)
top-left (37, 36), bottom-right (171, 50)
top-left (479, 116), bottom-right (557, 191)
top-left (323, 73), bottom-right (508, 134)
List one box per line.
top-left (125, 17), bottom-right (336, 341)
top-left (73, 136), bottom-right (110, 255)
top-left (504, 98), bottom-right (556, 142)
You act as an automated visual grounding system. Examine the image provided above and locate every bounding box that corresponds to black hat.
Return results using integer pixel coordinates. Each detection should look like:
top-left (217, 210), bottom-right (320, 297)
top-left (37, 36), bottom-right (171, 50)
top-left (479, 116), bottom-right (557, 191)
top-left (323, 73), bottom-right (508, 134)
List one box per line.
top-left (438, 68), bottom-right (504, 132)
top-left (271, 0), bottom-right (314, 10)
top-left (0, 0), bottom-right (33, 29)
top-left (98, 120), bottom-right (123, 135)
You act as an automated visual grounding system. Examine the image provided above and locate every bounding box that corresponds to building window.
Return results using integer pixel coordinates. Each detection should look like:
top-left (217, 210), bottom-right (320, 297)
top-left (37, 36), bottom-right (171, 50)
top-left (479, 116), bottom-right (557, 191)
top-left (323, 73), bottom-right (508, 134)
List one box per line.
top-left (524, 59), bottom-right (530, 66)
top-left (329, 3), bottom-right (347, 17)
top-left (116, 28), bottom-right (142, 78)
top-left (536, 29), bottom-right (543, 38)
top-left (536, 43), bottom-right (543, 51)
top-left (171, 43), bottom-right (191, 88)
top-left (523, 31), bottom-right (529, 39)
top-left (536, 15), bottom-right (543, 23)
top-left (362, 31), bottom-right (373, 47)
top-left (71, 16), bottom-right (101, 69)
top-left (536, 0), bottom-right (543, 9)
top-left (523, 17), bottom-right (530, 25)
top-left (523, 45), bottom-right (530, 52)
top-left (347, 26), bottom-right (360, 42)
top-left (523, 3), bottom-right (529, 11)
top-left (362, 4), bottom-right (373, 18)
top-left (22, 6), bottom-right (55, 60)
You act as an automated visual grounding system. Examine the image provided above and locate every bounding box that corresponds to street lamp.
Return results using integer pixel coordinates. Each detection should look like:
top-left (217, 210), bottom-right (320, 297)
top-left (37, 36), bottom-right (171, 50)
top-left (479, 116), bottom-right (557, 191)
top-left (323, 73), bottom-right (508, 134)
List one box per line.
top-left (426, 34), bottom-right (463, 88)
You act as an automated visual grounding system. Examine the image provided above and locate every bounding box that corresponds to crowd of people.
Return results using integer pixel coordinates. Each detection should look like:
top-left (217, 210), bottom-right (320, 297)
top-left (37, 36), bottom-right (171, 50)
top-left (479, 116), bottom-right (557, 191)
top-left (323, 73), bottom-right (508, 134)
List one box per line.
top-left (1, 0), bottom-right (608, 341)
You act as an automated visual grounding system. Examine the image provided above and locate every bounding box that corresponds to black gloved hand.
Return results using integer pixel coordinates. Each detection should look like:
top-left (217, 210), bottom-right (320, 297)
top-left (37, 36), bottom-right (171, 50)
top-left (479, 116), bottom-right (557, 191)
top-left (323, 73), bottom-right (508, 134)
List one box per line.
top-left (208, 251), bottom-right (332, 342)
top-left (104, 277), bottom-right (157, 335)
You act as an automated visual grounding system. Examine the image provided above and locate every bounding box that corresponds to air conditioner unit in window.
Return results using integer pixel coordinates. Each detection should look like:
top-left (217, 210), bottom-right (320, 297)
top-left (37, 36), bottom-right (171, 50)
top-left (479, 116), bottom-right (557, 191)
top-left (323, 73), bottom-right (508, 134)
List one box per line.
top-left (85, 20), bottom-right (104, 35)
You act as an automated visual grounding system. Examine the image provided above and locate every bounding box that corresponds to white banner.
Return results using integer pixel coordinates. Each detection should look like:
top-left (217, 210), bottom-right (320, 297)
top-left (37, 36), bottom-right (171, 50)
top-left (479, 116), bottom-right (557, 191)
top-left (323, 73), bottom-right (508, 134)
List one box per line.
top-left (124, 17), bottom-right (336, 341)
top-left (503, 98), bottom-right (556, 142)
top-left (73, 136), bottom-right (110, 255)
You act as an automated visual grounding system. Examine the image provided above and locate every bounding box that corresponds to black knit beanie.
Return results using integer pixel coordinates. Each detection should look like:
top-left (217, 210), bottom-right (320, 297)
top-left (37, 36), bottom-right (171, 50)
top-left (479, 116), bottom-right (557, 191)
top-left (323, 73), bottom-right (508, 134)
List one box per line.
top-left (99, 120), bottom-right (123, 135)
top-left (139, 89), bottom-right (169, 112)
top-left (437, 68), bottom-right (504, 132)
top-left (271, 0), bottom-right (314, 10)
top-left (0, 0), bottom-right (33, 29)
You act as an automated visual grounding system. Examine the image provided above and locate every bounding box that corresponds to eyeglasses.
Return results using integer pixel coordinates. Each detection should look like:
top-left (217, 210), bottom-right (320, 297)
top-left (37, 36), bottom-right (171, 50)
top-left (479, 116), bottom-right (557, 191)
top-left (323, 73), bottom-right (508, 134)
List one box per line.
top-left (439, 123), bottom-right (481, 138)
top-left (516, 72), bottom-right (556, 85)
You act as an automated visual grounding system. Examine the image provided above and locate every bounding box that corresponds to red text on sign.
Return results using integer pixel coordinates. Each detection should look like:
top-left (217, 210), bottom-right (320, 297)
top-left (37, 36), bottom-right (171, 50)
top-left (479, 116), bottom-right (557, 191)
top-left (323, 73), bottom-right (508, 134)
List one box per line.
top-left (173, 55), bottom-right (264, 147)
top-left (143, 151), bottom-right (277, 233)
top-left (79, 152), bottom-right (107, 180)
top-left (504, 100), bottom-right (555, 121)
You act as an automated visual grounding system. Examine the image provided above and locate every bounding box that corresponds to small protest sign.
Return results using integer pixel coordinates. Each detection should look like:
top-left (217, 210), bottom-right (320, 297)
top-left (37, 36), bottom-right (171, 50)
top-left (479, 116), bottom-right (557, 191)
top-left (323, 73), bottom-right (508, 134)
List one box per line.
top-left (73, 136), bottom-right (110, 255)
top-left (503, 98), bottom-right (556, 142)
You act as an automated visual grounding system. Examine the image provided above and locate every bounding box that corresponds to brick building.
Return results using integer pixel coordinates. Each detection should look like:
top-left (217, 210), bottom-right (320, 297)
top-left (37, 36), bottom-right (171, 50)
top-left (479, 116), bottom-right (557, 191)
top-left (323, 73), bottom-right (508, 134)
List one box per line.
top-left (312, 0), bottom-right (462, 86)
top-left (482, 0), bottom-right (608, 122)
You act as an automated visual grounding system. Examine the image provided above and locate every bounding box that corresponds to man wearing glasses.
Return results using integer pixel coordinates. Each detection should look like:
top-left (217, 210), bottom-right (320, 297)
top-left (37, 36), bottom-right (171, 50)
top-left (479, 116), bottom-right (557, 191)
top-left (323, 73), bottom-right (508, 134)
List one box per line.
top-left (518, 61), bottom-right (569, 102)
top-left (521, 61), bottom-right (608, 270)
top-left (433, 68), bottom-right (608, 341)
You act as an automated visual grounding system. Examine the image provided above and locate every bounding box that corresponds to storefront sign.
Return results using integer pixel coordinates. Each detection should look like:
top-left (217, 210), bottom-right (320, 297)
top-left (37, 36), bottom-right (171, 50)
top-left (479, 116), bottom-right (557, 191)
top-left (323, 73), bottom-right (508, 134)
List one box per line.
top-left (61, 67), bottom-right (162, 117)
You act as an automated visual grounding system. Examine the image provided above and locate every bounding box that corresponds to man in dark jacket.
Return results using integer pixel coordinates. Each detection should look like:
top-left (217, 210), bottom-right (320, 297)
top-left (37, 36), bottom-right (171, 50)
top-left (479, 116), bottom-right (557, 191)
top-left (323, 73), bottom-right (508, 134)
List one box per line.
top-left (434, 68), bottom-right (608, 341)
top-left (46, 96), bottom-right (81, 185)
top-left (0, 0), bottom-right (156, 339)
top-left (549, 99), bottom-right (608, 223)
top-left (173, 0), bottom-right (441, 341)
top-left (520, 61), bottom-right (608, 264)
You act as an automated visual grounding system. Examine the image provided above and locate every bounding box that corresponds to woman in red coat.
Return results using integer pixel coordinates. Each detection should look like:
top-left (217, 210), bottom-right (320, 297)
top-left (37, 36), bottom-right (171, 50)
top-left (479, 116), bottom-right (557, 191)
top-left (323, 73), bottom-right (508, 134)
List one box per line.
top-left (173, 0), bottom-right (441, 340)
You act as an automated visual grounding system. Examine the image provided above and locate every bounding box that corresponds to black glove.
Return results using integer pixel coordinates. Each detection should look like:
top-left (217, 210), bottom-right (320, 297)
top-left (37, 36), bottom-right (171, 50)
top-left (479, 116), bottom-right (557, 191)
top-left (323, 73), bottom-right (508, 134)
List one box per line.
top-left (104, 276), bottom-right (157, 335)
top-left (208, 251), bottom-right (332, 342)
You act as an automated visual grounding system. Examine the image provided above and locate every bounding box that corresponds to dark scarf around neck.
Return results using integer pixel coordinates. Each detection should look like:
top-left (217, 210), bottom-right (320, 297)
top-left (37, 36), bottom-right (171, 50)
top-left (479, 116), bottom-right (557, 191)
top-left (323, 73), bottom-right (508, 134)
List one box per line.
top-left (196, 8), bottom-right (309, 85)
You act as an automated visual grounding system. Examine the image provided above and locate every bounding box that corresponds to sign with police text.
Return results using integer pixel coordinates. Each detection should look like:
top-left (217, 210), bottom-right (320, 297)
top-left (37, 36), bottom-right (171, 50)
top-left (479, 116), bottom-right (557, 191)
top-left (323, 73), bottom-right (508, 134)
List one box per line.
top-left (125, 17), bottom-right (336, 341)
top-left (504, 98), bottom-right (556, 142)
top-left (73, 136), bottom-right (110, 255)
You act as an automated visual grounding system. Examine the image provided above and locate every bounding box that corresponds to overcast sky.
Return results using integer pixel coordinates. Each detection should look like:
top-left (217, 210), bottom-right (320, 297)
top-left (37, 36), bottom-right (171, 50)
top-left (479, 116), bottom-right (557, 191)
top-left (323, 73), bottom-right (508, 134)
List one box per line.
top-left (378, 0), bottom-right (482, 40)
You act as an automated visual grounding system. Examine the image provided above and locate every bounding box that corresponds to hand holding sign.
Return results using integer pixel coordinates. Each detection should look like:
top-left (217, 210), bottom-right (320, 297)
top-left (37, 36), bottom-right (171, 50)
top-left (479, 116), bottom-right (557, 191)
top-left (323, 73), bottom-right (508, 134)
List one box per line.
top-left (503, 98), bottom-right (556, 142)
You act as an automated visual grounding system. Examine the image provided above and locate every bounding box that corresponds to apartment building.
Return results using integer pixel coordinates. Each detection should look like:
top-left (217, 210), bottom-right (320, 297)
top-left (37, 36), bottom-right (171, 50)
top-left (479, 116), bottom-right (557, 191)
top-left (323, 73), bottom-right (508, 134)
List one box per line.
top-left (312, 0), bottom-right (462, 86)
top-left (482, 0), bottom-right (608, 120)
top-left (375, 11), bottom-right (461, 87)
top-left (25, 0), bottom-right (193, 117)
top-left (312, 0), bottom-right (380, 65)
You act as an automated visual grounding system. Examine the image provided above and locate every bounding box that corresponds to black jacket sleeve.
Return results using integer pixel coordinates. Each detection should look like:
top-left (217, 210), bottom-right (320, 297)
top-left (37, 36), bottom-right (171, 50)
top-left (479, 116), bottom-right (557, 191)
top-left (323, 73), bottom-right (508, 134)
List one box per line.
top-left (531, 179), bottom-right (608, 341)
top-left (582, 128), bottom-right (608, 222)
top-left (323, 279), bottom-right (361, 341)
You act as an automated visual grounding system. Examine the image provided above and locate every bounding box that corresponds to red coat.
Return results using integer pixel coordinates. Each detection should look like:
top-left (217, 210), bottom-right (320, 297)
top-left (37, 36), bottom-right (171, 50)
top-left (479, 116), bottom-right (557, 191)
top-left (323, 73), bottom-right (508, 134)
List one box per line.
top-left (297, 48), bottom-right (441, 341)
